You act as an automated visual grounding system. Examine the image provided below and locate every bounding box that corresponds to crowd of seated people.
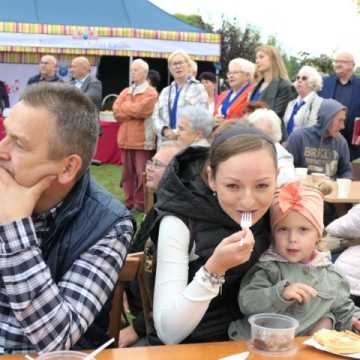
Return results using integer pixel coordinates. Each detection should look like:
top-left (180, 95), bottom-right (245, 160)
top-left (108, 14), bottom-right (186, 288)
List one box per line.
top-left (2, 45), bottom-right (360, 354)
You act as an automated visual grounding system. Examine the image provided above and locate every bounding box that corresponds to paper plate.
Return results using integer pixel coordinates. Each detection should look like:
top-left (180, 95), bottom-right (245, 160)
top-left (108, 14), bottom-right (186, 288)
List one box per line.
top-left (304, 337), bottom-right (360, 359)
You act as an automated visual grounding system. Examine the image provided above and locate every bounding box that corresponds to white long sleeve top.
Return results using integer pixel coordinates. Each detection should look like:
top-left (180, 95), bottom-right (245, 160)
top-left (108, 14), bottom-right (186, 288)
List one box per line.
top-left (152, 215), bottom-right (221, 344)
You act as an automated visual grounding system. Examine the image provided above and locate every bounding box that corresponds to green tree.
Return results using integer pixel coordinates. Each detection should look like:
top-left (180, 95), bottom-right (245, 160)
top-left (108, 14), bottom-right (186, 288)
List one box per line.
top-left (174, 14), bottom-right (261, 78)
top-left (174, 13), bottom-right (213, 32)
top-left (217, 17), bottom-right (261, 77)
top-left (266, 35), bottom-right (301, 80)
top-left (283, 55), bottom-right (301, 80)
top-left (298, 52), bottom-right (334, 75)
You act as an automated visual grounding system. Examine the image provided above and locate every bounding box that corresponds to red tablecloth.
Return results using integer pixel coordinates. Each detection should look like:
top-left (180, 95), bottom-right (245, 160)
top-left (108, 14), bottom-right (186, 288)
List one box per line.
top-left (0, 117), bottom-right (123, 165)
top-left (0, 116), bottom-right (5, 140)
top-left (93, 121), bottom-right (123, 164)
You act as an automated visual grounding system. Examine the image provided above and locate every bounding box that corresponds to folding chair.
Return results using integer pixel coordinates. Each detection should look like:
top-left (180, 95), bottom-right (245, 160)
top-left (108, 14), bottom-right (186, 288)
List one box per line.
top-left (107, 252), bottom-right (151, 345)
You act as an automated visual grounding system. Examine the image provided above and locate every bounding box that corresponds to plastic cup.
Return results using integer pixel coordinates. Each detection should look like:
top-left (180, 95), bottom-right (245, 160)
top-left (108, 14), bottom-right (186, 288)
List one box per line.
top-left (337, 178), bottom-right (352, 198)
top-left (248, 313), bottom-right (299, 357)
top-left (36, 351), bottom-right (88, 360)
top-left (294, 167), bottom-right (308, 180)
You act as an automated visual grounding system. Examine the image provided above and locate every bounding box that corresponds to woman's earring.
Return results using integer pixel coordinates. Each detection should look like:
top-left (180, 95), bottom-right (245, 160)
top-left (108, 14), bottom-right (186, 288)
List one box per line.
top-left (212, 192), bottom-right (217, 197)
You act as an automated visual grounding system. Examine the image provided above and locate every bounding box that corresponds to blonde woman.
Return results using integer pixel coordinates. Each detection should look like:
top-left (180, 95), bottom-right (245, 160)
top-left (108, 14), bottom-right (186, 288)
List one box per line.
top-left (250, 45), bottom-right (296, 138)
top-left (152, 51), bottom-right (208, 144)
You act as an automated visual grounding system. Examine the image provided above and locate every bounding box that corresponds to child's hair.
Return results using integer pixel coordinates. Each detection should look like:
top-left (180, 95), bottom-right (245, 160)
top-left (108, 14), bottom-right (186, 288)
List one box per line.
top-left (299, 178), bottom-right (333, 251)
top-left (270, 180), bottom-right (333, 245)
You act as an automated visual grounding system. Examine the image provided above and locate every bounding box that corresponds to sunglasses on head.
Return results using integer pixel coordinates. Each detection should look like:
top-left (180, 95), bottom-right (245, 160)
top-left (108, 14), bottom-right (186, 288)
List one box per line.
top-left (296, 75), bottom-right (308, 81)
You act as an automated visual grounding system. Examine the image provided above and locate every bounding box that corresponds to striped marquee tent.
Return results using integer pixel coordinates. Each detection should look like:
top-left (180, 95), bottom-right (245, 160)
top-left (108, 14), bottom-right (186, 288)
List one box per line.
top-left (0, 0), bottom-right (221, 105)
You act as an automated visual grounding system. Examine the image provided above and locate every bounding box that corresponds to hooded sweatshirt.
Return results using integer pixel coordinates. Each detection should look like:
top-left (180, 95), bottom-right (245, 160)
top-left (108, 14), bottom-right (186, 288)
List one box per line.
top-left (286, 99), bottom-right (351, 179)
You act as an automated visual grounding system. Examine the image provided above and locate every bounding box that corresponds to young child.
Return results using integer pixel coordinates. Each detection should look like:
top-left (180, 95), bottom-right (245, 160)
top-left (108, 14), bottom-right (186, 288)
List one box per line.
top-left (228, 181), bottom-right (360, 340)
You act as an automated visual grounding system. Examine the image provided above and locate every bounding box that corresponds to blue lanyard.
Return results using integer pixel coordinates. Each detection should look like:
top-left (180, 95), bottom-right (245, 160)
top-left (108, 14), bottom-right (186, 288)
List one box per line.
top-left (287, 100), bottom-right (305, 135)
top-left (221, 82), bottom-right (250, 118)
top-left (170, 84), bottom-right (182, 129)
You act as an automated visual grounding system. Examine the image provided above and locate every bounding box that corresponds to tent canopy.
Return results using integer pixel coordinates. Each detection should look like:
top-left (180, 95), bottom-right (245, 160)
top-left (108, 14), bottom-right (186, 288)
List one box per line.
top-left (0, 0), bottom-right (220, 61)
top-left (2, 0), bottom-right (203, 32)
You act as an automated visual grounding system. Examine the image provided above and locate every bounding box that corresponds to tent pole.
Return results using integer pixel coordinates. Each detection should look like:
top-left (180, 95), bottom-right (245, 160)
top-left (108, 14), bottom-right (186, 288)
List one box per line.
top-left (129, 55), bottom-right (133, 86)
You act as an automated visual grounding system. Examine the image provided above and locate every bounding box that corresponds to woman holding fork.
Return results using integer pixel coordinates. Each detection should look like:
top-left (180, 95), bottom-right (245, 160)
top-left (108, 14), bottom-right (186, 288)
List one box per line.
top-left (148, 125), bottom-right (278, 345)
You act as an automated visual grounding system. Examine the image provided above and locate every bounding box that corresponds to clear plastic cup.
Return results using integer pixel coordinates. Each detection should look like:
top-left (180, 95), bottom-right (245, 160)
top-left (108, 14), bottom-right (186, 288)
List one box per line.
top-left (336, 178), bottom-right (352, 198)
top-left (248, 313), bottom-right (299, 357)
top-left (37, 351), bottom-right (88, 360)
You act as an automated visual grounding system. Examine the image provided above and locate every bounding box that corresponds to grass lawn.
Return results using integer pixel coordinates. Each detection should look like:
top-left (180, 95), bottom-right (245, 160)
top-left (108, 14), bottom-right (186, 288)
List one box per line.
top-left (90, 164), bottom-right (123, 201)
top-left (90, 164), bottom-right (144, 224)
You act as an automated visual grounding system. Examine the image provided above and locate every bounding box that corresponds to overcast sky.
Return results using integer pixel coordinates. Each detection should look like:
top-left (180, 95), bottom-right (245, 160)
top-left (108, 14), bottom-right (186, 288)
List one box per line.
top-left (150, 0), bottom-right (360, 63)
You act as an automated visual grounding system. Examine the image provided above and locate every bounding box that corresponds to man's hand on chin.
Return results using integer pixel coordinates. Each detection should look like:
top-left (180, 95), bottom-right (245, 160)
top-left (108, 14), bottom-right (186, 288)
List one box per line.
top-left (0, 168), bottom-right (56, 224)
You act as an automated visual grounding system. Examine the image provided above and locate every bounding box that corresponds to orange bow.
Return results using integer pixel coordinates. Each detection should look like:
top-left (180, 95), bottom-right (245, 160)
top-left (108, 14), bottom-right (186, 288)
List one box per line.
top-left (271, 181), bottom-right (324, 236)
top-left (278, 181), bottom-right (303, 214)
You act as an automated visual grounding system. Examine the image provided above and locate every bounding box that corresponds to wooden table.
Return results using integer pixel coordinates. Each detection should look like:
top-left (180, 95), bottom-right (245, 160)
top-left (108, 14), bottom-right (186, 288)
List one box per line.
top-left (325, 180), bottom-right (360, 204)
top-left (0, 338), bottom-right (340, 360)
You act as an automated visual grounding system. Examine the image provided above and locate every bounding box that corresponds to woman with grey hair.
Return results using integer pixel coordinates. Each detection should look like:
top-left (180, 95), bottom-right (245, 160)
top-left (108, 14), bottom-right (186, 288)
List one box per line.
top-left (247, 108), bottom-right (296, 186)
top-left (177, 105), bottom-right (215, 146)
top-left (284, 65), bottom-right (324, 136)
top-left (214, 57), bottom-right (255, 120)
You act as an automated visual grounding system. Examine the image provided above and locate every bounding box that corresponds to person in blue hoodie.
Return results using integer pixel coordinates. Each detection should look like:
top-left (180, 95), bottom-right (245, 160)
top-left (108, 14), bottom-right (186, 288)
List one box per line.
top-left (286, 98), bottom-right (351, 179)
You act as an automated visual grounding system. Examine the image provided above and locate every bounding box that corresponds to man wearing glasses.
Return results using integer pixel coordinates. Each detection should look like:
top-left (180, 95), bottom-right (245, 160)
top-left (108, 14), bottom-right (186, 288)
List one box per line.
top-left (145, 140), bottom-right (184, 192)
top-left (318, 52), bottom-right (360, 160)
top-left (118, 140), bottom-right (184, 348)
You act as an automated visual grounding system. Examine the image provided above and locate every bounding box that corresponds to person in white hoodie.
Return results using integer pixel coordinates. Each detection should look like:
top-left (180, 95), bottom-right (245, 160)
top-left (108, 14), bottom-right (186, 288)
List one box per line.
top-left (247, 108), bottom-right (296, 186)
top-left (326, 205), bottom-right (360, 307)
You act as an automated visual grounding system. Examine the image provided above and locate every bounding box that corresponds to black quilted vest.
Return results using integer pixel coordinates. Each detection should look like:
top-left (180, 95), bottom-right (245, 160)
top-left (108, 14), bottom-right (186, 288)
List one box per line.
top-left (42, 171), bottom-right (133, 349)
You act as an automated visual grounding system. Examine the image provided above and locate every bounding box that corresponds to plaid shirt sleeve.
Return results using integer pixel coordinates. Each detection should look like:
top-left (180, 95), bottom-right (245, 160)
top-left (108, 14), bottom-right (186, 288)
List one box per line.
top-left (0, 216), bottom-right (133, 353)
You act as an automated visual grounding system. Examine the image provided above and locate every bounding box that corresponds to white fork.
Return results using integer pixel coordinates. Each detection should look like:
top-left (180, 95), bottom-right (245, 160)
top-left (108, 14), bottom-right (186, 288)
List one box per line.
top-left (240, 212), bottom-right (252, 246)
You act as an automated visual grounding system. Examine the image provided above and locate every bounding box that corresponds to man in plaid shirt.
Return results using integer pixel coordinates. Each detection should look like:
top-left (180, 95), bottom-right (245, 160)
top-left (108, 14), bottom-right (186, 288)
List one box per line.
top-left (0, 83), bottom-right (134, 353)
